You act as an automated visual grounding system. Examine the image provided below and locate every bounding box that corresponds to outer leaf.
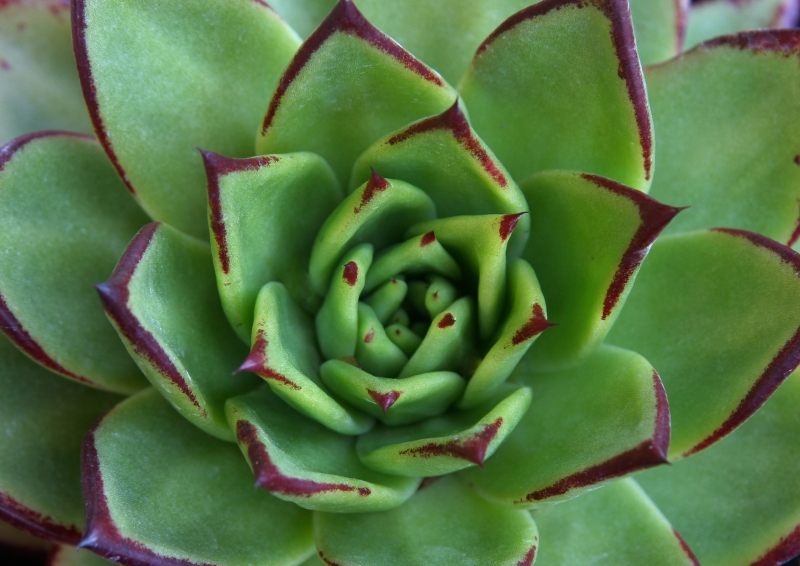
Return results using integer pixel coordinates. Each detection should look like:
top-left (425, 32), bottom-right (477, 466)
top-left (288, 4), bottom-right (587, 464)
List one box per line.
top-left (608, 229), bottom-right (800, 458)
top-left (226, 386), bottom-right (418, 513)
top-left (314, 475), bottom-right (539, 566)
top-left (256, 0), bottom-right (456, 185)
top-left (0, 132), bottom-right (148, 393)
top-left (74, 0), bottom-right (300, 238)
top-left (269, 0), bottom-right (337, 39)
top-left (202, 151), bottom-right (343, 343)
top-left (531, 479), bottom-right (699, 566)
top-left (0, 334), bottom-right (121, 544)
top-left (0, 0), bottom-right (91, 143)
top-left (49, 546), bottom-right (112, 566)
top-left (646, 31), bottom-right (800, 247)
top-left (350, 101), bottom-right (530, 258)
top-left (520, 171), bottom-right (682, 371)
top-left (464, 345), bottom-right (668, 507)
top-left (97, 223), bottom-right (257, 441)
top-left (684, 0), bottom-right (799, 50)
top-left (80, 389), bottom-right (314, 566)
top-left (629, 0), bottom-right (689, 66)
top-left (460, 0), bottom-right (654, 191)
top-left (638, 369), bottom-right (800, 566)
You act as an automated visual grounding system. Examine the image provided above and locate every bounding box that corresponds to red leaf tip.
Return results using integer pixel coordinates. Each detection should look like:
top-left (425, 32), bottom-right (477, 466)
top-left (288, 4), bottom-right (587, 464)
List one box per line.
top-left (500, 212), bottom-right (527, 241)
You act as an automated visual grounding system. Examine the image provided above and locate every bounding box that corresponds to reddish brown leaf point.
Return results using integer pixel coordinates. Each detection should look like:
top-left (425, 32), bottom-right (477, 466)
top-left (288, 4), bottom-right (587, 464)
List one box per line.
top-left (438, 313), bottom-right (456, 328)
top-left (236, 421), bottom-right (370, 498)
top-left (367, 389), bottom-right (402, 413)
top-left (342, 261), bottom-right (359, 286)
top-left (354, 169), bottom-right (390, 213)
top-left (672, 529), bottom-right (701, 566)
top-left (364, 328), bottom-right (375, 343)
top-left (261, 0), bottom-right (444, 135)
top-left (511, 304), bottom-right (555, 345)
top-left (517, 546), bottom-right (537, 566)
top-left (420, 231), bottom-right (437, 246)
top-left (500, 213), bottom-right (526, 242)
top-left (318, 551), bottom-right (345, 566)
top-left (237, 330), bottom-right (301, 390)
top-left (399, 418), bottom-right (503, 466)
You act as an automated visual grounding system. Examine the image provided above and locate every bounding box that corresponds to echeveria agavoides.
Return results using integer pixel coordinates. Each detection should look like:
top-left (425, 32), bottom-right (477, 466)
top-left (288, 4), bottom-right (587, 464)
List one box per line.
top-left (1, 0), bottom-right (800, 565)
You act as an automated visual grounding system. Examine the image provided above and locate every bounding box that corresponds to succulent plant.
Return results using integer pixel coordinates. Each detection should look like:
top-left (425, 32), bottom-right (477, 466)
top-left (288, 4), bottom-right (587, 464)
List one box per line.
top-left (3, 0), bottom-right (800, 565)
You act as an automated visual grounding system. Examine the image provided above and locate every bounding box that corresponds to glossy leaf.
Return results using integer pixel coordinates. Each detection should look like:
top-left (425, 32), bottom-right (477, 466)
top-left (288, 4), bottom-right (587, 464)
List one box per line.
top-left (202, 151), bottom-right (343, 343)
top-left (97, 223), bottom-right (256, 441)
top-left (0, 0), bottom-right (91, 143)
top-left (532, 479), bottom-right (699, 566)
top-left (629, 0), bottom-right (688, 66)
top-left (240, 282), bottom-right (374, 435)
top-left (684, 0), bottom-right (799, 50)
top-left (256, 0), bottom-right (456, 185)
top-left (80, 389), bottom-right (314, 566)
top-left (0, 132), bottom-right (148, 393)
top-left (0, 334), bottom-right (121, 544)
top-left (460, 0), bottom-right (653, 191)
top-left (320, 359), bottom-right (464, 425)
top-left (520, 171), bottom-right (682, 371)
top-left (646, 31), bottom-right (800, 248)
top-left (608, 229), bottom-right (800, 459)
top-left (314, 475), bottom-right (539, 566)
top-left (74, 0), bottom-right (300, 238)
top-left (638, 369), bottom-right (800, 566)
top-left (357, 385), bottom-right (531, 476)
top-left (351, 101), bottom-right (530, 258)
top-left (464, 345), bottom-right (669, 507)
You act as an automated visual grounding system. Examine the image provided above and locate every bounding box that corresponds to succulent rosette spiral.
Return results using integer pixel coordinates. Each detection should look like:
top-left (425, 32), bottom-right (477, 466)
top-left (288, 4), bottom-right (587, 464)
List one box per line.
top-left (3, 0), bottom-right (800, 565)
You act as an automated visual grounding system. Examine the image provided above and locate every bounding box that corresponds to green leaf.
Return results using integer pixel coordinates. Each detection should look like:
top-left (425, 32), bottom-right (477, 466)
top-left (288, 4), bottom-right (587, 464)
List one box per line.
top-left (646, 32), bottom-right (800, 248)
top-left (309, 172), bottom-right (436, 296)
top-left (74, 0), bottom-right (300, 238)
top-left (240, 282), bottom-right (374, 435)
top-left (607, 229), bottom-right (800, 459)
top-left (226, 385), bottom-right (418, 513)
top-left (0, 334), bottom-right (122, 544)
top-left (0, 0), bottom-right (92, 143)
top-left (355, 303), bottom-right (408, 378)
top-left (256, 0), bottom-right (456, 185)
top-left (531, 478), bottom-right (700, 566)
top-left (460, 0), bottom-right (653, 191)
top-left (424, 276), bottom-right (458, 319)
top-left (314, 475), bottom-right (539, 566)
top-left (0, 132), bottom-right (148, 393)
top-left (202, 151), bottom-right (343, 343)
top-left (364, 277), bottom-right (408, 325)
top-left (520, 171), bottom-right (682, 371)
top-left (80, 389), bottom-right (314, 566)
top-left (459, 259), bottom-right (551, 409)
top-left (97, 223), bottom-right (256, 442)
top-left (269, 0), bottom-right (337, 39)
top-left (357, 385), bottom-right (531, 476)
top-left (464, 345), bottom-right (668, 507)
top-left (684, 0), bottom-right (798, 50)
top-left (50, 546), bottom-right (113, 566)
top-left (629, 0), bottom-right (688, 66)
top-left (351, 101), bottom-right (531, 258)
top-left (320, 359), bottom-right (465, 425)
top-left (637, 368), bottom-right (800, 566)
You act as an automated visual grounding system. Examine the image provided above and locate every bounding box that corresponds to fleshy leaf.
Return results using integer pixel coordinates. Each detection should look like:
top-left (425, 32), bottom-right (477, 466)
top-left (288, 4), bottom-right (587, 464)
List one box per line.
top-left (459, 259), bottom-right (551, 409)
top-left (409, 214), bottom-right (524, 340)
top-left (0, 132), bottom-right (148, 393)
top-left (646, 31), bottom-right (800, 247)
top-left (357, 385), bottom-right (531, 476)
top-left (532, 478), bottom-right (700, 566)
top-left (464, 345), bottom-right (669, 507)
top-left (256, 0), bottom-right (456, 185)
top-left (80, 389), bottom-right (314, 566)
top-left (0, 335), bottom-right (121, 544)
top-left (608, 229), bottom-right (800, 459)
top-left (202, 151), bottom-right (343, 343)
top-left (364, 277), bottom-right (407, 325)
top-left (424, 276), bottom-right (458, 319)
top-left (355, 303), bottom-right (408, 378)
top-left (74, 0), bottom-right (300, 238)
top-left (637, 368), bottom-right (800, 566)
top-left (0, 0), bottom-right (92, 143)
top-left (320, 359), bottom-right (465, 425)
top-left (309, 173), bottom-right (436, 295)
top-left (315, 475), bottom-right (538, 566)
top-left (684, 0), bottom-right (799, 50)
top-left (386, 324), bottom-right (422, 356)
top-left (350, 101), bottom-right (530, 258)
top-left (460, 0), bottom-right (653, 190)
top-left (240, 282), bottom-right (373, 435)
top-left (97, 223), bottom-right (256, 441)
top-left (50, 546), bottom-right (113, 566)
top-left (269, 0), bottom-right (337, 39)
top-left (226, 386), bottom-right (418, 513)
top-left (629, 0), bottom-right (688, 66)
top-left (520, 171), bottom-right (682, 371)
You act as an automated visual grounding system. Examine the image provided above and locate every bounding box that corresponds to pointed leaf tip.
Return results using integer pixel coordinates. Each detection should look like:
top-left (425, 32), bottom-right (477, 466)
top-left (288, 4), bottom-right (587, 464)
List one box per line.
top-left (367, 389), bottom-right (402, 413)
top-left (399, 417), bottom-right (504, 467)
top-left (500, 212), bottom-right (527, 241)
top-left (511, 304), bottom-right (555, 346)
